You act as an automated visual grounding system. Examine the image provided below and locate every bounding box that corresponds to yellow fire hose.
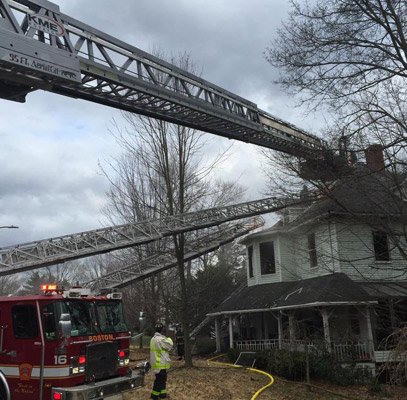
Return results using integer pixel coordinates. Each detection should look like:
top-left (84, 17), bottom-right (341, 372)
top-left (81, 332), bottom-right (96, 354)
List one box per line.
top-left (207, 354), bottom-right (274, 400)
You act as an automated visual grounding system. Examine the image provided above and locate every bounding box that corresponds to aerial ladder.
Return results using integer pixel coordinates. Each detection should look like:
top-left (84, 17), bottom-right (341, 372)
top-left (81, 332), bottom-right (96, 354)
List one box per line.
top-left (0, 196), bottom-right (306, 277)
top-left (0, 0), bottom-right (328, 159)
top-left (0, 0), bottom-right (328, 285)
top-left (82, 217), bottom-right (265, 290)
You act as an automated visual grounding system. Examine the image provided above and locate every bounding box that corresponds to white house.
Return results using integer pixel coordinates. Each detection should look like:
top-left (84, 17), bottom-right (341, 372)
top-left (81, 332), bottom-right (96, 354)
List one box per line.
top-left (207, 145), bottom-right (407, 367)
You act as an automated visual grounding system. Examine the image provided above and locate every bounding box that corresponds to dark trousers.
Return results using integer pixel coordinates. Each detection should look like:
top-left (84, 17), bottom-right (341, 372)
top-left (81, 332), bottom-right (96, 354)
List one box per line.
top-left (151, 369), bottom-right (168, 399)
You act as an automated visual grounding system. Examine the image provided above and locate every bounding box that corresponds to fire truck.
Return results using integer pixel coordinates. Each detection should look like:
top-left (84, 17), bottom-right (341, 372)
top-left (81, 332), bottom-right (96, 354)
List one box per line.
top-left (0, 284), bottom-right (149, 400)
top-left (0, 0), bottom-right (344, 399)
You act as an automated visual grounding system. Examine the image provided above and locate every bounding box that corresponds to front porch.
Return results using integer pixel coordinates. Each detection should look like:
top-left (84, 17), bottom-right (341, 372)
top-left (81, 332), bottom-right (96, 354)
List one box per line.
top-left (206, 273), bottom-right (407, 365)
top-left (211, 303), bottom-right (378, 363)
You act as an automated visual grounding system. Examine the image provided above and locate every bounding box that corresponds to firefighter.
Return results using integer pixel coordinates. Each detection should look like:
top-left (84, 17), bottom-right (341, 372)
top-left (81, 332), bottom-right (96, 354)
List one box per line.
top-left (150, 323), bottom-right (173, 399)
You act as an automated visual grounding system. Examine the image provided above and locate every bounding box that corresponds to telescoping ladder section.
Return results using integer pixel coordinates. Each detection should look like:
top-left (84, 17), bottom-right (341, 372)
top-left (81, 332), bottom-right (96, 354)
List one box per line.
top-left (0, 0), bottom-right (327, 158)
top-left (84, 218), bottom-right (264, 289)
top-left (0, 196), bottom-right (302, 276)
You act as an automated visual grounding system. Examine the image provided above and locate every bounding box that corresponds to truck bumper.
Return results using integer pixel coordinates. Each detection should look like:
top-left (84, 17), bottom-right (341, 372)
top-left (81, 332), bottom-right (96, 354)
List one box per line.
top-left (51, 370), bottom-right (145, 400)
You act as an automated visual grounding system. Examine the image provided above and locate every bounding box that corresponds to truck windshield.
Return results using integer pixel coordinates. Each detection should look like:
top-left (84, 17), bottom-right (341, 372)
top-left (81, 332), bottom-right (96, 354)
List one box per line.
top-left (42, 300), bottom-right (127, 339)
top-left (64, 301), bottom-right (97, 336)
top-left (96, 301), bottom-right (128, 333)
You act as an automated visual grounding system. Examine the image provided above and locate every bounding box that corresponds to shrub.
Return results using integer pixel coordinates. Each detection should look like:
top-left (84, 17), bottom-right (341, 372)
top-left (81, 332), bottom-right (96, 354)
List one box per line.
top-left (228, 347), bottom-right (372, 385)
top-left (226, 348), bottom-right (240, 363)
top-left (195, 337), bottom-right (216, 356)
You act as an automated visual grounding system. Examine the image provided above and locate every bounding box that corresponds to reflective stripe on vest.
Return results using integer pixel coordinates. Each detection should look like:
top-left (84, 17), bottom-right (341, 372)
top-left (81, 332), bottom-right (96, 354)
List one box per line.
top-left (151, 339), bottom-right (170, 369)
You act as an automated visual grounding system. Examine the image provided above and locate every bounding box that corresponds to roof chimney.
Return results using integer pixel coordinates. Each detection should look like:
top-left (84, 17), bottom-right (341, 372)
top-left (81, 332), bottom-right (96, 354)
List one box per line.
top-left (365, 144), bottom-right (385, 172)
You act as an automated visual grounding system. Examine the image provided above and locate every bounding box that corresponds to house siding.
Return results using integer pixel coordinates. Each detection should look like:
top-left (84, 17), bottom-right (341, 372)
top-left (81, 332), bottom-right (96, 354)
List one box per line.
top-left (279, 235), bottom-right (298, 281)
top-left (245, 218), bottom-right (406, 285)
top-left (336, 222), bottom-right (406, 281)
top-left (287, 223), bottom-right (340, 280)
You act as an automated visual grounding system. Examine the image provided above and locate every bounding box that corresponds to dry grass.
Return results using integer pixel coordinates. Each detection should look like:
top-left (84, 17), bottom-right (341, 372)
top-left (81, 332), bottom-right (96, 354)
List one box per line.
top-left (124, 349), bottom-right (407, 400)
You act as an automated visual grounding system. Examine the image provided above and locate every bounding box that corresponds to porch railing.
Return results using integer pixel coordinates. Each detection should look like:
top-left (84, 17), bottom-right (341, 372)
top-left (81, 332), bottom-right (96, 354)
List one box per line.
top-left (235, 339), bottom-right (374, 361)
top-left (332, 342), bottom-right (373, 361)
top-left (235, 339), bottom-right (279, 351)
top-left (235, 339), bottom-right (307, 351)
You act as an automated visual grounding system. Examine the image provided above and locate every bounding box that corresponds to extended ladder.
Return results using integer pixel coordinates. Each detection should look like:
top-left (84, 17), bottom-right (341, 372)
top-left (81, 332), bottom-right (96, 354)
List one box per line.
top-left (0, 196), bottom-right (303, 276)
top-left (0, 0), bottom-right (327, 158)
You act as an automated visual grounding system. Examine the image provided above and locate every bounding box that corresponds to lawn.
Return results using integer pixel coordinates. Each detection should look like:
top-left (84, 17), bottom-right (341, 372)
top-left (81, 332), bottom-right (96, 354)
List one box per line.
top-left (125, 349), bottom-right (407, 400)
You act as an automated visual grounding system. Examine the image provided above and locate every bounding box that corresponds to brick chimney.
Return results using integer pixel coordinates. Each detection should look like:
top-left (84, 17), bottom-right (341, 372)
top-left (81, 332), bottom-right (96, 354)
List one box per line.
top-left (365, 144), bottom-right (385, 172)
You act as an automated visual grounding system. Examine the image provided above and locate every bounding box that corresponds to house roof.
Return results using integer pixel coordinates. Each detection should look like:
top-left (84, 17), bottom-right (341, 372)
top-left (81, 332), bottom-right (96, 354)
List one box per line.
top-left (292, 166), bottom-right (407, 227)
top-left (359, 281), bottom-right (407, 298)
top-left (208, 281), bottom-right (294, 315)
top-left (207, 273), bottom-right (377, 316)
top-left (240, 220), bottom-right (288, 244)
top-left (242, 166), bottom-right (407, 244)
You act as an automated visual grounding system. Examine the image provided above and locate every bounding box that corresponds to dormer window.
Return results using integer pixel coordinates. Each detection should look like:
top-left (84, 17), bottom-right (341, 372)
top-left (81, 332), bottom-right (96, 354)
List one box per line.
top-left (260, 241), bottom-right (276, 274)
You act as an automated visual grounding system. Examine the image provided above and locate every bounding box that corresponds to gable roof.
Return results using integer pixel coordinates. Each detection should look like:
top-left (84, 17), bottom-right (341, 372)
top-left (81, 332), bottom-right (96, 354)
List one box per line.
top-left (207, 273), bottom-right (376, 316)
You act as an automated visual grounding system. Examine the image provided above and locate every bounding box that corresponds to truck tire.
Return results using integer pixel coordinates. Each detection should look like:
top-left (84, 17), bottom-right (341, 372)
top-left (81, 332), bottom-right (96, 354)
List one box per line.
top-left (0, 384), bottom-right (7, 400)
top-left (0, 373), bottom-right (10, 400)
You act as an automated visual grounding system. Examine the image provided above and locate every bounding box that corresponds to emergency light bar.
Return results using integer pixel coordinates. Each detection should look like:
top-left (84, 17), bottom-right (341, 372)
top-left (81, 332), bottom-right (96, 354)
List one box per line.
top-left (40, 283), bottom-right (63, 294)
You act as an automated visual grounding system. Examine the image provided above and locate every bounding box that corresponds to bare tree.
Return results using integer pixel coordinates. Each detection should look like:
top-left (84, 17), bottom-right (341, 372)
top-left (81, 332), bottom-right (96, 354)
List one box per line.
top-left (0, 275), bottom-right (19, 296)
top-left (266, 0), bottom-right (407, 148)
top-left (102, 53), bottom-right (245, 367)
top-left (264, 2), bottom-right (407, 380)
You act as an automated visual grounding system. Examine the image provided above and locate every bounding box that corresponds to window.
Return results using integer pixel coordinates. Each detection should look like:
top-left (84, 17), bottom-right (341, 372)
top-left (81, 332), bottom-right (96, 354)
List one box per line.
top-left (248, 246), bottom-right (254, 278)
top-left (373, 231), bottom-right (390, 261)
top-left (308, 233), bottom-right (318, 268)
top-left (96, 301), bottom-right (128, 333)
top-left (65, 301), bottom-right (97, 336)
top-left (260, 241), bottom-right (275, 274)
top-left (42, 302), bottom-right (58, 340)
top-left (12, 304), bottom-right (38, 339)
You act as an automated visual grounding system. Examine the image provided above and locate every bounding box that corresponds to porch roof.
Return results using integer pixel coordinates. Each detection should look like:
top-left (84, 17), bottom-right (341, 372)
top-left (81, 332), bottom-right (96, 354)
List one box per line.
top-left (359, 281), bottom-right (407, 298)
top-left (207, 273), bottom-right (376, 316)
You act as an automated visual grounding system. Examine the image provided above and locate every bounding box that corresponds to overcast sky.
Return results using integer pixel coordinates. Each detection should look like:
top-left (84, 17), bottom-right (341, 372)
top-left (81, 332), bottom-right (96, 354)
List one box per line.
top-left (0, 0), bottom-right (325, 247)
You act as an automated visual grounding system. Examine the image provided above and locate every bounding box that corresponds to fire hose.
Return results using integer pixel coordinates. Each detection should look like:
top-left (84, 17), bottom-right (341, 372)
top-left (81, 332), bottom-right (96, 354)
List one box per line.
top-left (207, 354), bottom-right (274, 400)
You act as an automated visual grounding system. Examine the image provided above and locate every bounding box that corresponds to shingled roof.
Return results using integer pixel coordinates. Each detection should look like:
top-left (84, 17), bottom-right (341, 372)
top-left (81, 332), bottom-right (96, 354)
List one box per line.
top-left (292, 166), bottom-right (407, 227)
top-left (207, 273), bottom-right (376, 316)
top-left (360, 281), bottom-right (407, 298)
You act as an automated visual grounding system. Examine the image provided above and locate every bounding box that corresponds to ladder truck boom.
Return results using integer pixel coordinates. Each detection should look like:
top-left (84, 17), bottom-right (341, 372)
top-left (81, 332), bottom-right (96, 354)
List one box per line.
top-left (84, 217), bottom-right (264, 290)
top-left (0, 196), bottom-right (303, 276)
top-left (0, 0), bottom-right (327, 158)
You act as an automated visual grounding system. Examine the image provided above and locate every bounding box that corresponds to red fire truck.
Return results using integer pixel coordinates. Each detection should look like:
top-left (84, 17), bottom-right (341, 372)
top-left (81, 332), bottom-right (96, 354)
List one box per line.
top-left (0, 284), bottom-right (149, 400)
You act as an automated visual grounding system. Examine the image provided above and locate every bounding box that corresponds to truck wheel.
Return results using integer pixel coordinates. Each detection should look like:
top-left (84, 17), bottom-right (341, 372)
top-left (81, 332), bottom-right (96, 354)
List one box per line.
top-left (0, 384), bottom-right (7, 400)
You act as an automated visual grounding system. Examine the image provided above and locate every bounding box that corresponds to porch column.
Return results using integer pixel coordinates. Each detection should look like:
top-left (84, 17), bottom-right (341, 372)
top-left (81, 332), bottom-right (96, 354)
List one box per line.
top-left (288, 311), bottom-right (295, 342)
top-left (364, 306), bottom-right (375, 360)
top-left (277, 312), bottom-right (283, 349)
top-left (215, 317), bottom-right (221, 353)
top-left (228, 315), bottom-right (234, 349)
top-left (263, 313), bottom-right (269, 339)
top-left (321, 308), bottom-right (331, 351)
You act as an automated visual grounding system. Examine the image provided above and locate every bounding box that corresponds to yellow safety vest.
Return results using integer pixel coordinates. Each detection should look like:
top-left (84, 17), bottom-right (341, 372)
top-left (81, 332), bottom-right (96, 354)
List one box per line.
top-left (150, 333), bottom-right (173, 372)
